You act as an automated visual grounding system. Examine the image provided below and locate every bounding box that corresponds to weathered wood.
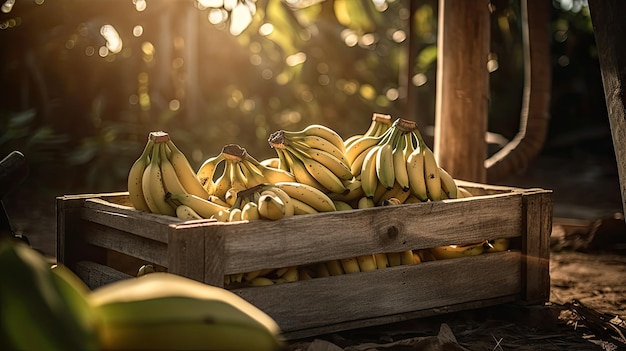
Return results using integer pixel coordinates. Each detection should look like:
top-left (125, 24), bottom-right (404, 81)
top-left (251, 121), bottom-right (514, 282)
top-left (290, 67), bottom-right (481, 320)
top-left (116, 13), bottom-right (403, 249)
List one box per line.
top-left (521, 190), bottom-right (552, 303)
top-left (56, 182), bottom-right (551, 338)
top-left (234, 251), bottom-right (520, 333)
top-left (434, 0), bottom-right (490, 182)
top-left (75, 261), bottom-right (133, 290)
top-left (588, 0), bottom-right (626, 218)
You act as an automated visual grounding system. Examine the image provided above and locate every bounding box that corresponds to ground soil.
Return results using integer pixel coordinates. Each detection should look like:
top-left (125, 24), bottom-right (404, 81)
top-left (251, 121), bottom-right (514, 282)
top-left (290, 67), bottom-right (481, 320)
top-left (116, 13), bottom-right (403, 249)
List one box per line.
top-left (3, 148), bottom-right (625, 350)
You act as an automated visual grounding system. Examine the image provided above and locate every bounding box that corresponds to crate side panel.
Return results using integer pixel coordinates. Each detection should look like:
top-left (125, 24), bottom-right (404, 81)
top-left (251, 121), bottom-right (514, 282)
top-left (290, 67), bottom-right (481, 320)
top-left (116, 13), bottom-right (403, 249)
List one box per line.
top-left (57, 196), bottom-right (106, 269)
top-left (82, 221), bottom-right (168, 267)
top-left (522, 190), bottom-right (552, 303)
top-left (81, 200), bottom-right (175, 243)
top-left (233, 251), bottom-right (521, 332)
top-left (215, 194), bottom-right (522, 273)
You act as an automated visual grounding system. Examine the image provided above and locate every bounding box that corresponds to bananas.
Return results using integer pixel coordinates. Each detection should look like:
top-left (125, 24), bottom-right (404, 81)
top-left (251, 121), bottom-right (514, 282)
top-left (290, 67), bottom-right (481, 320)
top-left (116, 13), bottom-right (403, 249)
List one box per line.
top-left (0, 239), bottom-right (99, 351)
top-left (268, 124), bottom-right (351, 195)
top-left (89, 272), bottom-right (284, 351)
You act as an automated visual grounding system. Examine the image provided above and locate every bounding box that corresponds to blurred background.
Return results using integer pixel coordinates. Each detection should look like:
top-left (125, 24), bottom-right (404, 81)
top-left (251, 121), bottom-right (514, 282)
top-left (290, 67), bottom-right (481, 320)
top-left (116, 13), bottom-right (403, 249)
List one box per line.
top-left (0, 0), bottom-right (621, 254)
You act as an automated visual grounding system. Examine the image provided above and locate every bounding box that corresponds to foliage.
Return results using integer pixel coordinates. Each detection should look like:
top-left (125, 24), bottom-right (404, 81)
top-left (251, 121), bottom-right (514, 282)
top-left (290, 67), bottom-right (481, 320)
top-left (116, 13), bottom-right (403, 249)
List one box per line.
top-left (0, 0), bottom-right (601, 191)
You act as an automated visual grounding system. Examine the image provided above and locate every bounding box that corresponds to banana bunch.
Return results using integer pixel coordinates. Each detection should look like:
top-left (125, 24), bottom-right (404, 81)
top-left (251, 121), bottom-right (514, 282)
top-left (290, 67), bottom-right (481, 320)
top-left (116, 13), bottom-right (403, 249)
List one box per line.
top-left (0, 239), bottom-right (99, 351)
top-left (127, 132), bottom-right (210, 217)
top-left (89, 272), bottom-right (284, 351)
top-left (267, 124), bottom-right (351, 195)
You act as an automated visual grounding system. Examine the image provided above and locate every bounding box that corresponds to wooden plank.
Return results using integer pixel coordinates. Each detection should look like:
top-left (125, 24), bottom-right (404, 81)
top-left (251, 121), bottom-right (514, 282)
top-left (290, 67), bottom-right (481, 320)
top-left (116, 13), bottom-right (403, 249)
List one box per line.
top-left (75, 261), bottom-right (133, 290)
top-left (521, 190), bottom-right (552, 302)
top-left (56, 196), bottom-right (106, 270)
top-left (81, 221), bottom-right (168, 267)
top-left (233, 251), bottom-right (520, 333)
top-left (282, 294), bottom-right (518, 340)
top-left (588, 0), bottom-right (626, 217)
top-left (434, 0), bottom-right (490, 182)
top-left (82, 199), bottom-right (177, 243)
top-left (167, 225), bottom-right (208, 283)
top-left (205, 193), bottom-right (523, 274)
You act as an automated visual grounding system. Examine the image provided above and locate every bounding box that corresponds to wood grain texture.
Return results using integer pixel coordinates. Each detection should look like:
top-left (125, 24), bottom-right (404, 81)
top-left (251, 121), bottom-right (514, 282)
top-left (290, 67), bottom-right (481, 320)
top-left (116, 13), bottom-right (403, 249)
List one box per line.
top-left (434, 0), bottom-right (490, 182)
top-left (521, 190), bottom-right (552, 303)
top-left (588, 0), bottom-right (626, 217)
top-left (75, 261), bottom-right (132, 290)
top-left (233, 251), bottom-right (521, 333)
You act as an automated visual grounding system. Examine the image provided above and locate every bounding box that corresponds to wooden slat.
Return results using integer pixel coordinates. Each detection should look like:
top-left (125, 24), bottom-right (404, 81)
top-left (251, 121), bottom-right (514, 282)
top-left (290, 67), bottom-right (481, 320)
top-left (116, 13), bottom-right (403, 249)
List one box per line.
top-left (167, 225), bottom-right (208, 284)
top-left (56, 196), bottom-right (106, 270)
top-left (75, 261), bottom-right (133, 290)
top-left (81, 221), bottom-right (168, 267)
top-left (233, 251), bottom-right (520, 333)
top-left (193, 193), bottom-right (523, 274)
top-left (282, 295), bottom-right (518, 340)
top-left (521, 190), bottom-right (552, 302)
top-left (82, 199), bottom-right (177, 243)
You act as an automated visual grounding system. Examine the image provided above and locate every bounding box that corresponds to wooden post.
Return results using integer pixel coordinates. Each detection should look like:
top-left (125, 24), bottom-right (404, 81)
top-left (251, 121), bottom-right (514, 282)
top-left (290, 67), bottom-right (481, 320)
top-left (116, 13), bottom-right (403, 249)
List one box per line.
top-left (434, 0), bottom-right (490, 182)
top-left (588, 0), bottom-right (626, 218)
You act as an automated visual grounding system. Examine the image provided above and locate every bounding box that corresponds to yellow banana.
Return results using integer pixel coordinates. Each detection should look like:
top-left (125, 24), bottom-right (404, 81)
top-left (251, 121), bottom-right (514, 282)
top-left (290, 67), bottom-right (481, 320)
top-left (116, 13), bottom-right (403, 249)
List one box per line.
top-left (228, 208), bottom-right (243, 222)
top-left (278, 148), bottom-right (327, 193)
top-left (360, 145), bottom-right (381, 198)
top-left (438, 166), bottom-right (458, 199)
top-left (208, 194), bottom-right (230, 207)
top-left (343, 134), bottom-right (363, 149)
top-left (257, 193), bottom-right (286, 220)
top-left (374, 253), bottom-right (389, 269)
top-left (283, 124), bottom-right (346, 153)
top-left (377, 181), bottom-right (411, 206)
top-left (261, 187), bottom-right (294, 217)
top-left (127, 138), bottom-right (154, 212)
top-left (260, 157), bottom-right (280, 168)
top-left (340, 257), bottom-right (361, 274)
top-left (166, 139), bottom-right (210, 199)
top-left (168, 193), bottom-right (228, 219)
top-left (298, 267), bottom-right (314, 281)
top-left (280, 266), bottom-right (299, 282)
top-left (240, 160), bottom-right (269, 188)
top-left (457, 186), bottom-right (474, 198)
top-left (329, 177), bottom-right (364, 203)
top-left (345, 135), bottom-right (381, 165)
top-left (375, 143), bottom-right (395, 190)
top-left (159, 143), bottom-right (188, 196)
top-left (289, 136), bottom-right (349, 165)
top-left (212, 159), bottom-right (233, 201)
top-left (248, 277), bottom-right (275, 287)
top-left (241, 201), bottom-right (260, 221)
top-left (175, 204), bottom-right (204, 221)
top-left (406, 142), bottom-right (428, 202)
top-left (142, 141), bottom-right (175, 216)
top-left (196, 153), bottom-right (225, 194)
top-left (357, 255), bottom-right (377, 272)
top-left (357, 196), bottom-right (375, 209)
top-left (400, 250), bottom-right (417, 265)
top-left (332, 200), bottom-right (354, 211)
top-left (89, 272), bottom-right (284, 351)
top-left (244, 151), bottom-right (296, 184)
top-left (386, 252), bottom-right (402, 267)
top-left (421, 140), bottom-right (441, 201)
top-left (290, 197), bottom-right (319, 215)
top-left (393, 133), bottom-right (411, 192)
top-left (290, 144), bottom-right (352, 180)
top-left (274, 181), bottom-right (336, 212)
top-left (326, 259), bottom-right (345, 276)
top-left (211, 209), bottom-right (232, 222)
top-left (288, 148), bottom-right (346, 194)
top-left (430, 243), bottom-right (485, 260)
top-left (349, 144), bottom-right (374, 177)
top-left (484, 238), bottom-right (510, 253)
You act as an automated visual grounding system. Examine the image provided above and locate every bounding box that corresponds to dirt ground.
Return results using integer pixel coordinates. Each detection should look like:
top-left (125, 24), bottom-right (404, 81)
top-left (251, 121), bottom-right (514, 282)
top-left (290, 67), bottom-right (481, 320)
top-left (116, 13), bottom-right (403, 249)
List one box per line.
top-left (3, 149), bottom-right (626, 350)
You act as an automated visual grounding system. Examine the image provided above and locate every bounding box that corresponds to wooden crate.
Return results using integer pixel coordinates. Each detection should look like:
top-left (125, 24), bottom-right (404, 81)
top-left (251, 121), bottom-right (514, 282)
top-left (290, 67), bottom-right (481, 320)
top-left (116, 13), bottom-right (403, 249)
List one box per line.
top-left (56, 181), bottom-right (552, 340)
